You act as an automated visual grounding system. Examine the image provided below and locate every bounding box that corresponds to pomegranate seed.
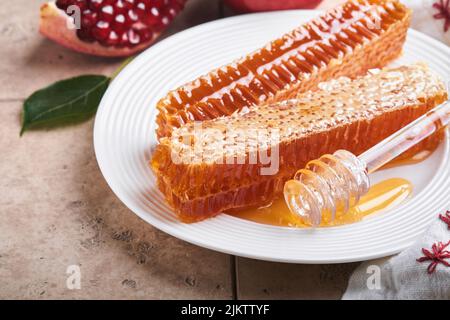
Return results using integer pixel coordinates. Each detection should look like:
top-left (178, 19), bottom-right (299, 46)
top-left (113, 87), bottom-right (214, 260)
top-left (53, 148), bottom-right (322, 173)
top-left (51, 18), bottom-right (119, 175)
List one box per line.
top-left (166, 7), bottom-right (177, 19)
top-left (99, 5), bottom-right (115, 22)
top-left (114, 0), bottom-right (128, 14)
top-left (123, 0), bottom-right (135, 9)
top-left (160, 14), bottom-right (171, 27)
top-left (127, 29), bottom-right (141, 46)
top-left (135, 1), bottom-right (147, 11)
top-left (153, 0), bottom-right (166, 9)
top-left (104, 30), bottom-right (120, 46)
top-left (143, 7), bottom-right (163, 27)
top-left (81, 10), bottom-right (98, 28)
top-left (89, 0), bottom-right (104, 10)
top-left (127, 9), bottom-right (139, 22)
top-left (56, 0), bottom-right (75, 10)
top-left (117, 31), bottom-right (129, 47)
top-left (137, 27), bottom-right (153, 42)
top-left (92, 20), bottom-right (110, 40)
top-left (76, 28), bottom-right (95, 42)
top-left (74, 0), bottom-right (88, 11)
top-left (140, 0), bottom-right (153, 8)
top-left (112, 14), bottom-right (127, 32)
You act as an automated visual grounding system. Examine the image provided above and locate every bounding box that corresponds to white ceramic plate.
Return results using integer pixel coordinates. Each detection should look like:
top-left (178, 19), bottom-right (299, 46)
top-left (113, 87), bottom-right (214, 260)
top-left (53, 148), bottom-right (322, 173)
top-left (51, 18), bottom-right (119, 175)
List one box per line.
top-left (94, 10), bottom-right (450, 263)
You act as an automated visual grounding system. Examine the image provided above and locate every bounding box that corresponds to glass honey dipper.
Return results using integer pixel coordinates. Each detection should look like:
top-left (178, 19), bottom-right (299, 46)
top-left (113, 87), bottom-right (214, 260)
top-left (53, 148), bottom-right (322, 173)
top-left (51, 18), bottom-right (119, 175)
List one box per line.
top-left (284, 100), bottom-right (450, 227)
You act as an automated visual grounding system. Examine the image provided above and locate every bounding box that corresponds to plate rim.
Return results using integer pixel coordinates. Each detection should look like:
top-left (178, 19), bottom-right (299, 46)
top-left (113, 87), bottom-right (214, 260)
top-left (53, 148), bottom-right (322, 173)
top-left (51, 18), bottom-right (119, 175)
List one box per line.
top-left (94, 9), bottom-right (450, 264)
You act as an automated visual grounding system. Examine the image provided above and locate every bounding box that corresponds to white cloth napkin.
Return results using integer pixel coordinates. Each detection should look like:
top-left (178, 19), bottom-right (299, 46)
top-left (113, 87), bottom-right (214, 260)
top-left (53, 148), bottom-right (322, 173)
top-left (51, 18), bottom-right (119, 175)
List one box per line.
top-left (342, 215), bottom-right (450, 299)
top-left (407, 0), bottom-right (450, 45)
top-left (342, 0), bottom-right (450, 300)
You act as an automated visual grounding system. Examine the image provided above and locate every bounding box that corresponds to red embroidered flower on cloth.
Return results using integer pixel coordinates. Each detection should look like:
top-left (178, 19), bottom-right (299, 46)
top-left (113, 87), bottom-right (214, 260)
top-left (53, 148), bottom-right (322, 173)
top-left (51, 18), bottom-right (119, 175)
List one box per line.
top-left (433, 0), bottom-right (450, 32)
top-left (439, 210), bottom-right (450, 229)
top-left (417, 241), bottom-right (450, 274)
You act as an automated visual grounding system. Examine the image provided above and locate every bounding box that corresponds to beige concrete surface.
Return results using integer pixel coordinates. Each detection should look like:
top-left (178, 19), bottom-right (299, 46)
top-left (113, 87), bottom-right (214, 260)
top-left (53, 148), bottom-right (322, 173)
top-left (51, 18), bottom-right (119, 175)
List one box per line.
top-left (0, 0), bottom-right (354, 299)
top-left (0, 100), bottom-right (233, 299)
top-left (236, 259), bottom-right (358, 299)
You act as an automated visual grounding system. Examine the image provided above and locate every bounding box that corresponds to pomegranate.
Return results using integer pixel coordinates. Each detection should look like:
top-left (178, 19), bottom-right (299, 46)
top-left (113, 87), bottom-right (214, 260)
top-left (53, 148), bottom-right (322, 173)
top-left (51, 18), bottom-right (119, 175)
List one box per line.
top-left (224, 0), bottom-right (323, 13)
top-left (39, 0), bottom-right (187, 57)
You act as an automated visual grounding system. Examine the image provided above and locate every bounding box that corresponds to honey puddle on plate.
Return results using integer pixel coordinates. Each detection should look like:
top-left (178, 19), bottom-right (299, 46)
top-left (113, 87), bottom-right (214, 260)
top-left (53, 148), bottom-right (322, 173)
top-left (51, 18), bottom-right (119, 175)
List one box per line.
top-left (229, 178), bottom-right (412, 227)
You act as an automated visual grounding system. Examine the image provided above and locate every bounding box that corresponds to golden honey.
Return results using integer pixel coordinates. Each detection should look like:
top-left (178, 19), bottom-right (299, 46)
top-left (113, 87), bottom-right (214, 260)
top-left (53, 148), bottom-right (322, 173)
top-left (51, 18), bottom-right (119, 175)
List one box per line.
top-left (381, 129), bottom-right (445, 169)
top-left (382, 149), bottom-right (433, 169)
top-left (229, 178), bottom-right (412, 227)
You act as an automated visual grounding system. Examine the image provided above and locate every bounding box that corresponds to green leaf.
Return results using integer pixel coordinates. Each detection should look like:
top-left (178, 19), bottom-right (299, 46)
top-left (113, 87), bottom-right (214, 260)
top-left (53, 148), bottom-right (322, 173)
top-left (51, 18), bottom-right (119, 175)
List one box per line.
top-left (21, 75), bottom-right (110, 135)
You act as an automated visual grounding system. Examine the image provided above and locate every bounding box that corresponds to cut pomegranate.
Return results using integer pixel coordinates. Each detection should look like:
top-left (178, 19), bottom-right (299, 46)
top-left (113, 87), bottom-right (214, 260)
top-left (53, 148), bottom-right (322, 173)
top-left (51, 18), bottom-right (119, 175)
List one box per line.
top-left (40, 0), bottom-right (187, 57)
